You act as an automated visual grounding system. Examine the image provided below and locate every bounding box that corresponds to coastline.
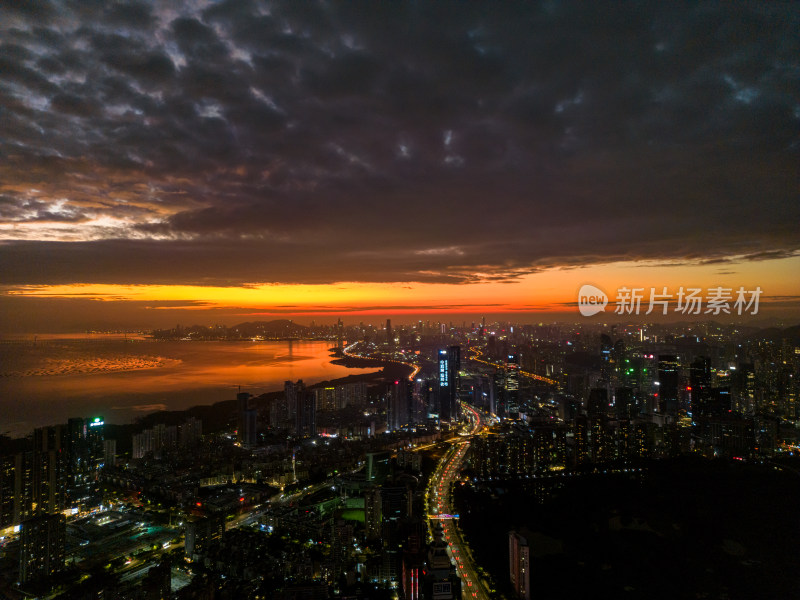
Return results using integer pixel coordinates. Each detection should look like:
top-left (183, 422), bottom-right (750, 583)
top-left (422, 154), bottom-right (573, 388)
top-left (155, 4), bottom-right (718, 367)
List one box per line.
top-left (0, 345), bottom-right (411, 444)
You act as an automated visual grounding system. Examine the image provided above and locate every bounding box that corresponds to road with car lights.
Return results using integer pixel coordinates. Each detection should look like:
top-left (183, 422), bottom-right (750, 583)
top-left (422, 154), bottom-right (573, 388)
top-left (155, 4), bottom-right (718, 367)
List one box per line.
top-left (427, 404), bottom-right (491, 600)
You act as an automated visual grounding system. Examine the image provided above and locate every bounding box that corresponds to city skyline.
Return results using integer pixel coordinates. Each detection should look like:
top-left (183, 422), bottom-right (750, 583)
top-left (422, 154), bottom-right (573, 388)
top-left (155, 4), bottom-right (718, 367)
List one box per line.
top-left (1, 2), bottom-right (798, 331)
top-left (1, 3), bottom-right (799, 597)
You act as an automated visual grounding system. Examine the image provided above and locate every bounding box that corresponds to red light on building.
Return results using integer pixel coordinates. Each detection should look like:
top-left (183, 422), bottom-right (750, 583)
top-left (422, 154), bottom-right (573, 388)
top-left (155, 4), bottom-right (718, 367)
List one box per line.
top-left (196, 502), bottom-right (202, 507)
top-left (686, 386), bottom-right (692, 391)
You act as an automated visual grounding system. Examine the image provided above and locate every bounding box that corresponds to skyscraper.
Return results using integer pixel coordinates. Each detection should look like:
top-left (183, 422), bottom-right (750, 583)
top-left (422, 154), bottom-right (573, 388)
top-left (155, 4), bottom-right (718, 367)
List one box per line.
top-left (31, 425), bottom-right (66, 515)
top-left (19, 513), bottom-right (65, 584)
top-left (388, 379), bottom-right (409, 431)
top-left (690, 356), bottom-right (712, 420)
top-left (284, 380), bottom-right (302, 424)
top-left (508, 530), bottom-right (531, 600)
top-left (236, 391), bottom-right (251, 444)
top-left (657, 354), bottom-right (679, 415)
top-left (0, 452), bottom-right (29, 529)
top-left (185, 514), bottom-right (225, 560)
top-left (437, 346), bottom-right (461, 424)
top-left (66, 417), bottom-right (104, 506)
top-left (242, 408), bottom-right (258, 447)
top-left (294, 383), bottom-right (316, 438)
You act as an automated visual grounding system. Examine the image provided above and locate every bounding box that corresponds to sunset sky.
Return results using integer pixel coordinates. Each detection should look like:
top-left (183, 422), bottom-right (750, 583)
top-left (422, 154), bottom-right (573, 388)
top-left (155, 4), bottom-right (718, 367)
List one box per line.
top-left (0, 2), bottom-right (797, 331)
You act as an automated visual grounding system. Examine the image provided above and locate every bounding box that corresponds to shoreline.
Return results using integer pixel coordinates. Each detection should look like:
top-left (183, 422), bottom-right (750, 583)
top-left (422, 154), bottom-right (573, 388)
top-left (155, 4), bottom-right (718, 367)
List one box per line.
top-left (0, 347), bottom-right (411, 444)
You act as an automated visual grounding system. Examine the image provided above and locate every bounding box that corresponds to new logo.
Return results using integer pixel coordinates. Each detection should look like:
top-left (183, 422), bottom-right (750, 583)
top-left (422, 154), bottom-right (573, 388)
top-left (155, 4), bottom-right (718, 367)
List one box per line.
top-left (578, 284), bottom-right (608, 317)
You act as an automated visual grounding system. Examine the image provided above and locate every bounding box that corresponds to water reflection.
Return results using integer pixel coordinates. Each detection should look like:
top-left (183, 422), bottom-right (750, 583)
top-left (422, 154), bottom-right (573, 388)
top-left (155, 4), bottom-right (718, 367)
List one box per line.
top-left (0, 339), bottom-right (377, 437)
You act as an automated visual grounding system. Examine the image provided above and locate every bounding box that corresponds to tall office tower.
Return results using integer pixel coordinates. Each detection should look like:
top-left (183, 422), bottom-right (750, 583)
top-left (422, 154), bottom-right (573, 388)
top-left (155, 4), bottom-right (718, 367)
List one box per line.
top-left (732, 362), bottom-right (756, 414)
top-left (366, 451), bottom-right (391, 484)
top-left (66, 417), bottom-right (104, 506)
top-left (184, 514), bottom-right (225, 559)
top-left (508, 530), bottom-right (531, 600)
top-left (587, 388), bottom-right (610, 419)
top-left (573, 415), bottom-right (590, 464)
top-left (31, 426), bottom-right (66, 515)
top-left (470, 375), bottom-right (491, 413)
top-left (600, 333), bottom-right (613, 381)
top-left (142, 557), bottom-right (172, 599)
top-left (614, 387), bottom-right (636, 419)
top-left (337, 318), bottom-right (344, 351)
top-left (103, 440), bottom-right (116, 467)
top-left (237, 390), bottom-right (250, 413)
top-left (707, 387), bottom-right (733, 417)
top-left (331, 518), bottom-right (355, 574)
top-left (493, 371), bottom-right (507, 417)
top-left (364, 487), bottom-right (382, 541)
top-left (657, 354), bottom-right (680, 415)
top-left (242, 409), bottom-right (258, 447)
top-left (611, 339), bottom-right (626, 381)
top-left (388, 379), bottom-right (409, 431)
top-left (386, 319), bottom-right (393, 346)
top-left (504, 354), bottom-right (520, 414)
top-left (0, 452), bottom-right (29, 529)
top-left (19, 513), bottom-right (65, 584)
top-left (236, 391), bottom-right (251, 444)
top-left (285, 380), bottom-right (303, 423)
top-left (295, 386), bottom-right (316, 438)
top-left (437, 346), bottom-right (461, 424)
top-left (689, 356), bottom-right (712, 418)
top-left (411, 378), bottom-right (426, 425)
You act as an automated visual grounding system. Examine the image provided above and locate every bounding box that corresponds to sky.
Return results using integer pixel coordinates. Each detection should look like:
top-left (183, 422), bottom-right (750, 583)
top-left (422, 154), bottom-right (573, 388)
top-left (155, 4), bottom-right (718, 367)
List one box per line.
top-left (0, 1), bottom-right (798, 331)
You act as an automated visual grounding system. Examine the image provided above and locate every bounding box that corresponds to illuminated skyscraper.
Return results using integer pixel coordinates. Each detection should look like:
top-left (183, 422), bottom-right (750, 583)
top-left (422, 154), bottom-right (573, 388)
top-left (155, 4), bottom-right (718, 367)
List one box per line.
top-left (504, 353), bottom-right (520, 414)
top-left (19, 513), bottom-right (65, 584)
top-left (185, 514), bottom-right (225, 560)
top-left (437, 346), bottom-right (461, 423)
top-left (0, 452), bottom-right (29, 529)
top-left (690, 356), bottom-right (712, 420)
top-left (66, 417), bottom-right (104, 505)
top-left (508, 530), bottom-right (531, 600)
top-left (658, 354), bottom-right (679, 415)
top-left (31, 426), bottom-right (66, 515)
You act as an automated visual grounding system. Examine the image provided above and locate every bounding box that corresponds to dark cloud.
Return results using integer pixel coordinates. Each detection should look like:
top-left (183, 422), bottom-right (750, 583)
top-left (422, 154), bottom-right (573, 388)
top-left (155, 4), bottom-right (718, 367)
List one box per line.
top-left (102, 1), bottom-right (155, 30)
top-left (0, 1), bottom-right (796, 285)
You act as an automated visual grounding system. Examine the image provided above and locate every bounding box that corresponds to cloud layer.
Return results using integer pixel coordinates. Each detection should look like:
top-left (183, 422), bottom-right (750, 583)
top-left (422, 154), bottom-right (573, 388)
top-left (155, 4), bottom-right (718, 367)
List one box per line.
top-left (0, 1), bottom-right (797, 285)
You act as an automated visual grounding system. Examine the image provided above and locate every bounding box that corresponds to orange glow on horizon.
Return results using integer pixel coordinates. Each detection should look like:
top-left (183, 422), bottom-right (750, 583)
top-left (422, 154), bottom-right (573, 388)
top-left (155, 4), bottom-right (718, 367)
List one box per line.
top-left (5, 256), bottom-right (799, 320)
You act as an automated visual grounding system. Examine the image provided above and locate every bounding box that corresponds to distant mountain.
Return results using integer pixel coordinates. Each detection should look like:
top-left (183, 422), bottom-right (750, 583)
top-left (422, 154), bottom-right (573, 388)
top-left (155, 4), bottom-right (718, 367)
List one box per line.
top-left (747, 324), bottom-right (800, 345)
top-left (229, 320), bottom-right (310, 337)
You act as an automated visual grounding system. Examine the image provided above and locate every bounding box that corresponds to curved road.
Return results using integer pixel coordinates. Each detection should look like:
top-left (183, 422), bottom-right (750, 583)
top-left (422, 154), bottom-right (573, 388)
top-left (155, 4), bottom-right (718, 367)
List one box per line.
top-left (427, 404), bottom-right (491, 600)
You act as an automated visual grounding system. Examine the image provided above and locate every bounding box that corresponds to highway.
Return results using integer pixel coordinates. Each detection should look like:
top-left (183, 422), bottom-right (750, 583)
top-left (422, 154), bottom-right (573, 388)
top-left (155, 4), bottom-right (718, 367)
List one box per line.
top-left (342, 341), bottom-right (421, 380)
top-left (427, 404), bottom-right (491, 600)
top-left (470, 346), bottom-right (558, 386)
